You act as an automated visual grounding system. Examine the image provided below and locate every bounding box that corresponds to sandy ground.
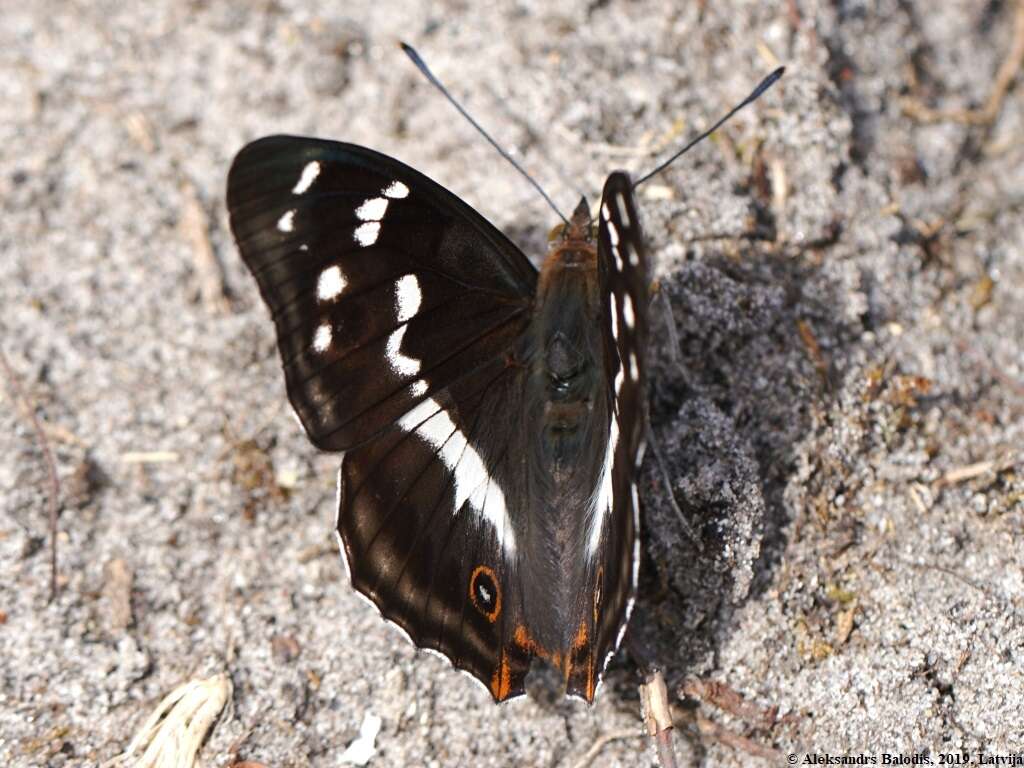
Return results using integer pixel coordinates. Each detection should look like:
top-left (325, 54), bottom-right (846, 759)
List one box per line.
top-left (2, 0), bottom-right (1023, 766)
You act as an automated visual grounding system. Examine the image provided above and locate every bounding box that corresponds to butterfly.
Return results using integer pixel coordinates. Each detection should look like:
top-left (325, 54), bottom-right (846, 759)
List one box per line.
top-left (228, 135), bottom-right (645, 702)
top-left (227, 47), bottom-right (782, 703)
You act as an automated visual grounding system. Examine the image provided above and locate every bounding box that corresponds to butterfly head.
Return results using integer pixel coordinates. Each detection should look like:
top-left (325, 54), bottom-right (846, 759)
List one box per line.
top-left (548, 196), bottom-right (593, 245)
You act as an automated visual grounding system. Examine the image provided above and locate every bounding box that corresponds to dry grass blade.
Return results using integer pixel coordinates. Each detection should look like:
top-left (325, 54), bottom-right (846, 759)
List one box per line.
top-left (937, 459), bottom-right (996, 486)
top-left (105, 673), bottom-right (232, 768)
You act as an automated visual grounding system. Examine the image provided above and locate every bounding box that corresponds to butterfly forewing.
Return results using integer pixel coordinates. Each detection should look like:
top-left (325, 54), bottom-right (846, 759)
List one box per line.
top-left (227, 136), bottom-right (536, 452)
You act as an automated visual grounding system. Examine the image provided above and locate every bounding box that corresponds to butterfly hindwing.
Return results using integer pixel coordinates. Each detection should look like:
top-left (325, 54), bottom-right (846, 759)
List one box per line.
top-left (337, 354), bottom-right (533, 699)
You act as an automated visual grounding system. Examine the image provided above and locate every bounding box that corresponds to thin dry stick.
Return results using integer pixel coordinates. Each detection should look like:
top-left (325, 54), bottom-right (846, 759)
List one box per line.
top-left (681, 678), bottom-right (792, 730)
top-left (569, 729), bottom-right (641, 768)
top-left (937, 459), bottom-right (997, 486)
top-left (694, 714), bottom-right (783, 761)
top-left (0, 346), bottom-right (61, 600)
top-left (902, 0), bottom-right (1024, 125)
top-left (658, 289), bottom-right (688, 382)
top-left (640, 669), bottom-right (678, 768)
top-left (647, 426), bottom-right (703, 550)
top-left (180, 179), bottom-right (231, 313)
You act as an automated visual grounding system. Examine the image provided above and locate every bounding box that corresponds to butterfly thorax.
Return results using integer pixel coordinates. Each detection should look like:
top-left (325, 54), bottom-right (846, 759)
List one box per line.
top-left (518, 198), bottom-right (610, 660)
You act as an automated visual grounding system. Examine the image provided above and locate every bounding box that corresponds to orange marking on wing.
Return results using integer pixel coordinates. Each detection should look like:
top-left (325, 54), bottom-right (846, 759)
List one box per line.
top-left (490, 650), bottom-right (512, 700)
top-left (514, 620), bottom-right (598, 700)
top-left (563, 618), bottom-right (595, 695)
top-left (572, 619), bottom-right (588, 649)
top-left (513, 623), bottom-right (559, 665)
top-left (513, 624), bottom-right (529, 648)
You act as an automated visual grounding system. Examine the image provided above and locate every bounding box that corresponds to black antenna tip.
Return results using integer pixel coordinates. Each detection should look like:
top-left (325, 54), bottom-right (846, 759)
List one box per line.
top-left (400, 42), bottom-right (421, 65)
top-left (748, 66), bottom-right (786, 102)
top-left (633, 64), bottom-right (787, 188)
top-left (764, 66), bottom-right (786, 88)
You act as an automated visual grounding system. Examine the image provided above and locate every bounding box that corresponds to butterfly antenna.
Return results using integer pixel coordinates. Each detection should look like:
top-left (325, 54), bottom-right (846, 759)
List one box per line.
top-left (401, 42), bottom-right (569, 226)
top-left (632, 66), bottom-right (785, 188)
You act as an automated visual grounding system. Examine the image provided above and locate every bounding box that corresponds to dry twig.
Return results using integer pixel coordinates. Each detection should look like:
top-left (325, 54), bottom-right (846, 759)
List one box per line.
top-left (693, 714), bottom-right (783, 761)
top-left (902, 0), bottom-right (1024, 126)
top-left (102, 558), bottom-right (135, 632)
top-left (797, 319), bottom-right (831, 390)
top-left (640, 669), bottom-right (678, 768)
top-left (937, 459), bottom-right (997, 486)
top-left (180, 179), bottom-right (231, 313)
top-left (647, 426), bottom-right (704, 550)
top-left (681, 678), bottom-right (791, 730)
top-left (569, 729), bottom-right (642, 768)
top-left (0, 345), bottom-right (62, 600)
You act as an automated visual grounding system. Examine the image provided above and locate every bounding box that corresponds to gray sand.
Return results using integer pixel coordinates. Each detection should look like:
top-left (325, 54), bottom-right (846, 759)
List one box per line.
top-left (2, 1), bottom-right (1022, 765)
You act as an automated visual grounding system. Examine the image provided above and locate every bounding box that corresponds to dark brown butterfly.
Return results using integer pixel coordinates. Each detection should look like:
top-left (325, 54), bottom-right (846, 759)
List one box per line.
top-left (227, 47), bottom-right (782, 702)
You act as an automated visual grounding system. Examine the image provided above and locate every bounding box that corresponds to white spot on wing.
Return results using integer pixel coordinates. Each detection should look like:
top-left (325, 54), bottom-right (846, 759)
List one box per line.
top-left (277, 210), bottom-right (295, 232)
top-left (385, 326), bottom-right (418, 376)
top-left (356, 196), bottom-right (389, 222)
top-left (622, 293), bottom-right (635, 329)
top-left (601, 203), bottom-right (611, 221)
top-left (384, 275), bottom-right (423, 378)
top-left (317, 265), bottom-right (346, 302)
top-left (587, 415), bottom-right (620, 556)
top-left (609, 293), bottom-right (620, 340)
top-left (292, 161), bottom-right (321, 194)
top-left (383, 180), bottom-right (409, 199)
top-left (312, 322), bottom-right (332, 353)
top-left (394, 274), bottom-right (422, 322)
top-left (396, 399), bottom-right (516, 555)
top-left (601, 482), bottom-right (641, 677)
top-left (629, 351), bottom-right (639, 380)
top-left (617, 192), bottom-right (631, 226)
top-left (354, 221), bottom-right (381, 246)
top-left (607, 221), bottom-right (619, 247)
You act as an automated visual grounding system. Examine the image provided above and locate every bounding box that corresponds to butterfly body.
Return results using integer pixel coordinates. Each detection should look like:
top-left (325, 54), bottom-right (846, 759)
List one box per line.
top-left (228, 136), bottom-right (647, 702)
top-left (516, 199), bottom-right (612, 686)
